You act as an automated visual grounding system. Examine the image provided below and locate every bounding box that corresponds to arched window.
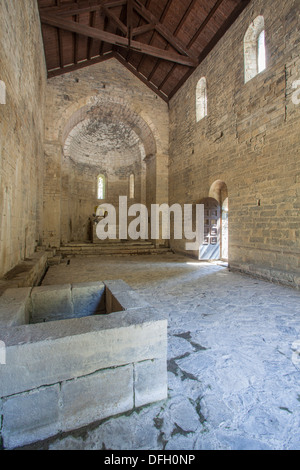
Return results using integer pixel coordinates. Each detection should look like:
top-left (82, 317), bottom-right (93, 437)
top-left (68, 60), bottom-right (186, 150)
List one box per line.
top-left (257, 30), bottom-right (266, 74)
top-left (129, 174), bottom-right (135, 199)
top-left (97, 174), bottom-right (106, 200)
top-left (196, 77), bottom-right (207, 122)
top-left (244, 16), bottom-right (266, 83)
top-left (0, 80), bottom-right (6, 104)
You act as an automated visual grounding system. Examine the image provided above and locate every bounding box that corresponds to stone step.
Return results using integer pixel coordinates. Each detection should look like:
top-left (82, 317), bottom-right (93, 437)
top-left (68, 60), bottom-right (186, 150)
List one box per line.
top-left (58, 245), bottom-right (173, 258)
top-left (47, 255), bottom-right (62, 266)
top-left (61, 242), bottom-right (154, 248)
top-left (59, 245), bottom-right (155, 251)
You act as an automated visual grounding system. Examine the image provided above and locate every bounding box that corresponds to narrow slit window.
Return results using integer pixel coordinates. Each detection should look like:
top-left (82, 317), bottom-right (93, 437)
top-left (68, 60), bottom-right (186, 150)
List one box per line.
top-left (196, 77), bottom-right (207, 122)
top-left (258, 30), bottom-right (266, 74)
top-left (97, 175), bottom-right (106, 200)
top-left (129, 174), bottom-right (135, 199)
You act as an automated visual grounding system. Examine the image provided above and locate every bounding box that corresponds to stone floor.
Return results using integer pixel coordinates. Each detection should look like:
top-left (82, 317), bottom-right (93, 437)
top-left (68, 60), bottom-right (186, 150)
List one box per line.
top-left (33, 254), bottom-right (300, 450)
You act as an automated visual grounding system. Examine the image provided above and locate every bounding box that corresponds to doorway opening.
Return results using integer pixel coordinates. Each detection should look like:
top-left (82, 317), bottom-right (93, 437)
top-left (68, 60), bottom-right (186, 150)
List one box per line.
top-left (199, 181), bottom-right (228, 261)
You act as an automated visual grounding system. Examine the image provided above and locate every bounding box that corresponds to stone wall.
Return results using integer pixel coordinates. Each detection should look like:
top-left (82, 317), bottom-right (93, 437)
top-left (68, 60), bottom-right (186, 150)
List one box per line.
top-left (0, 0), bottom-right (46, 277)
top-left (44, 58), bottom-right (169, 247)
top-left (169, 0), bottom-right (300, 287)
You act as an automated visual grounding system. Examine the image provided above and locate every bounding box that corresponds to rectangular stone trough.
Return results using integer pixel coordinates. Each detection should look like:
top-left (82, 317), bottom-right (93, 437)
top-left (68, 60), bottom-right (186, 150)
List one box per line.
top-left (0, 280), bottom-right (168, 450)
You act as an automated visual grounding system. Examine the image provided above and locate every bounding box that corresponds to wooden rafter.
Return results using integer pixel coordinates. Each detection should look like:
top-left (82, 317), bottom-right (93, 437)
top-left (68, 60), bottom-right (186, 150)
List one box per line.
top-left (135, 0), bottom-right (173, 72)
top-left (132, 1), bottom-right (197, 60)
top-left (127, 0), bottom-right (133, 46)
top-left (125, 0), bottom-right (152, 62)
top-left (47, 52), bottom-right (114, 78)
top-left (41, 1), bottom-right (127, 17)
top-left (102, 4), bottom-right (128, 36)
top-left (40, 12), bottom-right (198, 66)
top-left (147, 0), bottom-right (198, 84)
top-left (132, 23), bottom-right (156, 38)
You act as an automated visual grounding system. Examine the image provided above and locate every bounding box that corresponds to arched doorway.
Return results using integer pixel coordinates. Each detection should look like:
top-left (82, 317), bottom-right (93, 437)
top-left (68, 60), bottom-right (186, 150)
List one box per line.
top-left (199, 181), bottom-right (229, 261)
top-left (222, 197), bottom-right (229, 260)
top-left (199, 197), bottom-right (220, 260)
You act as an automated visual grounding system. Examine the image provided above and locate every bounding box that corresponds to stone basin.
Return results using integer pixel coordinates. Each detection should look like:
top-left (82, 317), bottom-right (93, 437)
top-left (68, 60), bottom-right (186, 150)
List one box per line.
top-left (0, 280), bottom-right (168, 450)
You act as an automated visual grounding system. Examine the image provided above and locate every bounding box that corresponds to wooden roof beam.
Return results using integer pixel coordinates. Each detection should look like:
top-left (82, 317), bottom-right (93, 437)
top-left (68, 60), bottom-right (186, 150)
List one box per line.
top-left (132, 23), bottom-right (156, 37)
top-left (147, 0), bottom-right (198, 85)
top-left (40, 13), bottom-right (198, 67)
top-left (135, 0), bottom-right (172, 72)
top-left (39, 1), bottom-right (127, 17)
top-left (102, 5), bottom-right (128, 36)
top-left (127, 0), bottom-right (133, 45)
top-left (133, 0), bottom-right (198, 61)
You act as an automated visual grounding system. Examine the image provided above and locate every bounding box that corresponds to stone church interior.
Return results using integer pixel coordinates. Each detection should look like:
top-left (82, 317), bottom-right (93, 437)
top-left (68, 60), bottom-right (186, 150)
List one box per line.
top-left (0, 0), bottom-right (299, 451)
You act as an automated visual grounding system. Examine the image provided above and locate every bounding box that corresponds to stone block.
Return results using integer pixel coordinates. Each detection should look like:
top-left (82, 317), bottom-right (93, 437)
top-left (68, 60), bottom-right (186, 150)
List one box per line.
top-left (30, 284), bottom-right (73, 323)
top-left (104, 280), bottom-right (131, 293)
top-left (105, 282), bottom-right (149, 314)
top-left (2, 385), bottom-right (60, 450)
top-left (111, 290), bottom-right (149, 312)
top-left (0, 287), bottom-right (32, 327)
top-left (60, 365), bottom-right (133, 432)
top-left (134, 359), bottom-right (168, 408)
top-left (104, 280), bottom-right (130, 314)
top-left (71, 282), bottom-right (105, 316)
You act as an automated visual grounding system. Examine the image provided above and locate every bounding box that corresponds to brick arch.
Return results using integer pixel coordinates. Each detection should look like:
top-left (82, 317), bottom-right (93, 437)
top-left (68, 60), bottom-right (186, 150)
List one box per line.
top-left (61, 96), bottom-right (157, 158)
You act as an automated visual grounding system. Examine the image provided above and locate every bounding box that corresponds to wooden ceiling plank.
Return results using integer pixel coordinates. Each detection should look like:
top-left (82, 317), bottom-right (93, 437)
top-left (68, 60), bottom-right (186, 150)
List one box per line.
top-left (57, 27), bottom-right (64, 68)
top-left (174, 0), bottom-right (198, 35)
top-left (158, 64), bottom-right (174, 91)
top-left (40, 13), bottom-right (197, 66)
top-left (148, 0), bottom-right (197, 87)
top-left (73, 13), bottom-right (79, 65)
top-left (100, 15), bottom-right (109, 55)
top-left (135, 0), bottom-right (172, 72)
top-left (87, 10), bottom-right (96, 60)
top-left (187, 0), bottom-right (225, 49)
top-left (48, 52), bottom-right (114, 78)
top-left (133, 0), bottom-right (197, 59)
top-left (127, 0), bottom-right (133, 45)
